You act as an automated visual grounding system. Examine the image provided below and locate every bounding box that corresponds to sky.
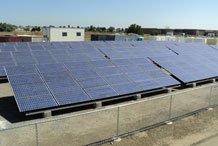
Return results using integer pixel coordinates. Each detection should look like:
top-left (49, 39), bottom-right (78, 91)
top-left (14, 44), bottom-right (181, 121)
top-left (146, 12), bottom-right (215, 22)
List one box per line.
top-left (1, 0), bottom-right (218, 30)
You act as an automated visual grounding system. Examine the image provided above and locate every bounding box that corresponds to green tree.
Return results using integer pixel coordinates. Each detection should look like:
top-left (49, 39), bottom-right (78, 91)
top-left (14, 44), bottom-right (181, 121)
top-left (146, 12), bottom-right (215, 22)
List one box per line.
top-left (24, 27), bottom-right (30, 31)
top-left (126, 24), bottom-right (144, 35)
top-left (0, 23), bottom-right (17, 32)
top-left (108, 26), bottom-right (115, 33)
top-left (31, 26), bottom-right (41, 32)
top-left (86, 25), bottom-right (95, 31)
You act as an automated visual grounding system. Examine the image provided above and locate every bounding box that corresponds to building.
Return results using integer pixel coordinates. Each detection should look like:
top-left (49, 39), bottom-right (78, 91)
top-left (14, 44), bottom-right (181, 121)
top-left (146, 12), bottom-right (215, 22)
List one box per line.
top-left (0, 35), bottom-right (32, 42)
top-left (91, 33), bottom-right (144, 41)
top-left (143, 28), bottom-right (218, 37)
top-left (42, 27), bottom-right (85, 42)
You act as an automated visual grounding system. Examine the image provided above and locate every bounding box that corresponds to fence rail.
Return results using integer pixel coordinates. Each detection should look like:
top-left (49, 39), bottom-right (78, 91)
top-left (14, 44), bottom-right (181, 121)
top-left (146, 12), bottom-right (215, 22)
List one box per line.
top-left (0, 83), bottom-right (218, 146)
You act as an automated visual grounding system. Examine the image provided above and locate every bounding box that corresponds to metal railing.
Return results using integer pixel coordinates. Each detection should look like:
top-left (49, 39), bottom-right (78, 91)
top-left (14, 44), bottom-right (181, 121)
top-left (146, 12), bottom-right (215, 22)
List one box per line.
top-left (1, 83), bottom-right (218, 146)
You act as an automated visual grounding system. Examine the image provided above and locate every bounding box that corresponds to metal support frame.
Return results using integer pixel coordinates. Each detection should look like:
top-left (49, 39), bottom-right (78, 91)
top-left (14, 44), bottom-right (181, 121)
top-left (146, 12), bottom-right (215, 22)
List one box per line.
top-left (134, 94), bottom-right (142, 100)
top-left (43, 111), bottom-right (52, 118)
top-left (95, 102), bottom-right (102, 108)
top-left (191, 83), bottom-right (197, 88)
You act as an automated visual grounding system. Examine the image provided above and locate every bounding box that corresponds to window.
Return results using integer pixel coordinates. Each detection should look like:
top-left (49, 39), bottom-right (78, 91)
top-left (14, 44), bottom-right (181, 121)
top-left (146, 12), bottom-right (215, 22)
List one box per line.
top-left (76, 32), bottom-right (81, 37)
top-left (62, 32), bottom-right (67, 37)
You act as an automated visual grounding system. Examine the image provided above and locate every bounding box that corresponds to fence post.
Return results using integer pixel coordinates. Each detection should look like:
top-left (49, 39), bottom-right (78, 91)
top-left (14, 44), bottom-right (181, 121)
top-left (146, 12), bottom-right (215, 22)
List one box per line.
top-left (168, 95), bottom-right (173, 121)
top-left (116, 106), bottom-right (120, 137)
top-left (209, 86), bottom-right (213, 106)
top-left (35, 124), bottom-right (39, 146)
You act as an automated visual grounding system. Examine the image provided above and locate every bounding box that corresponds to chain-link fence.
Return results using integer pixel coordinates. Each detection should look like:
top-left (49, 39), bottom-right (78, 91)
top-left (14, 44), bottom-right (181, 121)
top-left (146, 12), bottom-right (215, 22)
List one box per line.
top-left (0, 83), bottom-right (217, 146)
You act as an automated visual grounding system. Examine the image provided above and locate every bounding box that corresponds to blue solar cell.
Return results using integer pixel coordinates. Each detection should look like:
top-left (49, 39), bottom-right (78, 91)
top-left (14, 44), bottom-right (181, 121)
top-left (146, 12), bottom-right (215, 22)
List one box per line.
top-left (49, 49), bottom-right (69, 55)
top-left (14, 57), bottom-right (36, 65)
top-left (70, 69), bottom-right (99, 80)
top-left (147, 70), bottom-right (168, 78)
top-left (37, 63), bottom-right (66, 73)
top-left (31, 50), bottom-right (52, 56)
top-left (16, 94), bottom-right (57, 112)
top-left (34, 56), bottom-right (56, 64)
top-left (128, 58), bottom-right (147, 65)
top-left (79, 77), bottom-right (108, 89)
top-left (127, 72), bottom-right (152, 82)
top-left (111, 59), bottom-right (132, 66)
top-left (13, 51), bottom-right (32, 57)
top-left (0, 57), bottom-right (13, 63)
top-left (103, 74), bottom-right (131, 85)
top-left (118, 65), bottom-right (146, 73)
top-left (68, 53), bottom-right (91, 62)
top-left (156, 77), bottom-right (179, 87)
top-left (0, 52), bottom-right (12, 58)
top-left (91, 60), bottom-right (114, 68)
top-left (8, 74), bottom-right (43, 85)
top-left (16, 46), bottom-right (30, 51)
top-left (85, 86), bottom-right (118, 99)
top-left (53, 90), bottom-right (91, 105)
top-left (12, 83), bottom-right (50, 98)
top-left (47, 81), bottom-right (80, 93)
top-left (5, 65), bottom-right (37, 75)
top-left (95, 67), bottom-right (123, 76)
top-left (0, 46), bottom-right (16, 51)
top-left (112, 83), bottom-right (142, 95)
top-left (41, 71), bottom-right (73, 82)
top-left (137, 80), bottom-right (161, 90)
top-left (30, 46), bottom-right (45, 51)
top-left (64, 62), bottom-right (93, 70)
top-left (0, 68), bottom-right (6, 76)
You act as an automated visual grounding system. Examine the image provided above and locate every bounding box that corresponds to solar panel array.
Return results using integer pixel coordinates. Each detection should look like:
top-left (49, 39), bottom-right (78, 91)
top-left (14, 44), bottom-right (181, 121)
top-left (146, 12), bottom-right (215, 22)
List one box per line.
top-left (5, 57), bottom-right (179, 112)
top-left (1, 41), bottom-right (218, 112)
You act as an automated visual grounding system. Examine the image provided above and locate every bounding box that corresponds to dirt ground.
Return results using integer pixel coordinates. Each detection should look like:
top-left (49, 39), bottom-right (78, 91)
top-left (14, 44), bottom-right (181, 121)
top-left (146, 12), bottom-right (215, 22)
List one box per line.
top-left (103, 106), bottom-right (218, 146)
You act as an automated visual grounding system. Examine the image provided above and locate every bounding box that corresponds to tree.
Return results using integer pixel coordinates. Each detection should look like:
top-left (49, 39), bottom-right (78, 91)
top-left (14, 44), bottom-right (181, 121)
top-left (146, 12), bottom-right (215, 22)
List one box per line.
top-left (24, 27), bottom-right (30, 31)
top-left (31, 26), bottom-right (41, 32)
top-left (108, 26), bottom-right (115, 33)
top-left (0, 23), bottom-right (17, 32)
top-left (126, 24), bottom-right (144, 35)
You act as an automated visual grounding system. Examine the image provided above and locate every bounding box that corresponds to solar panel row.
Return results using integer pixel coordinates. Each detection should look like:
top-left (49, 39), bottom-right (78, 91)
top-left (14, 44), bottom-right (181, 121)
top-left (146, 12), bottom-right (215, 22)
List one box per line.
top-left (3, 41), bottom-right (218, 113)
top-left (5, 57), bottom-right (179, 112)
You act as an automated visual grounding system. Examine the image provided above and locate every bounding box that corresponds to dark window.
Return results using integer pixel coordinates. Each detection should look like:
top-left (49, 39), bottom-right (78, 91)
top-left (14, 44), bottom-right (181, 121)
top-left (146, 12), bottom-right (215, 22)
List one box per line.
top-left (76, 32), bottom-right (81, 36)
top-left (62, 32), bottom-right (67, 37)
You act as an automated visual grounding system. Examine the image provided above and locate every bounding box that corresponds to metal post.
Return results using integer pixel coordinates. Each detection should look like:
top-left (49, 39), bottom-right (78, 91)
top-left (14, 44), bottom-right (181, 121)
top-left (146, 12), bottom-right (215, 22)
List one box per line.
top-left (166, 95), bottom-right (173, 125)
top-left (116, 106), bottom-right (120, 137)
top-left (208, 86), bottom-right (214, 110)
top-left (35, 124), bottom-right (39, 146)
top-left (114, 106), bottom-right (122, 142)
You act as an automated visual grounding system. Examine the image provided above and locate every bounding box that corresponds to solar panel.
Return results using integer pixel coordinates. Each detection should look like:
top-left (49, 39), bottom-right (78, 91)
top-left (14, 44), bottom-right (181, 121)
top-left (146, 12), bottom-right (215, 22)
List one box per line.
top-left (5, 65), bottom-right (37, 75)
top-left (12, 83), bottom-right (50, 98)
top-left (85, 86), bottom-right (118, 99)
top-left (53, 90), bottom-right (91, 105)
top-left (112, 83), bottom-right (142, 95)
top-left (79, 77), bottom-right (108, 89)
top-left (8, 74), bottom-right (43, 85)
top-left (103, 74), bottom-right (131, 85)
top-left (151, 55), bottom-right (218, 83)
top-left (16, 94), bottom-right (57, 112)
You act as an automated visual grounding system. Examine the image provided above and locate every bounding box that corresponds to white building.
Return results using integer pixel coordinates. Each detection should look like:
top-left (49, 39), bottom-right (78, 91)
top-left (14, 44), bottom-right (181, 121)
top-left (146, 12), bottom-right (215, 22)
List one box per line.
top-left (42, 27), bottom-right (85, 42)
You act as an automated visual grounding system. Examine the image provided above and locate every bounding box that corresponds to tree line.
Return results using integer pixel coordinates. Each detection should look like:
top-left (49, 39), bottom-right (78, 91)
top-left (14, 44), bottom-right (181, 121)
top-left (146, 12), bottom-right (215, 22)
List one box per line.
top-left (0, 22), bottom-right (144, 35)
